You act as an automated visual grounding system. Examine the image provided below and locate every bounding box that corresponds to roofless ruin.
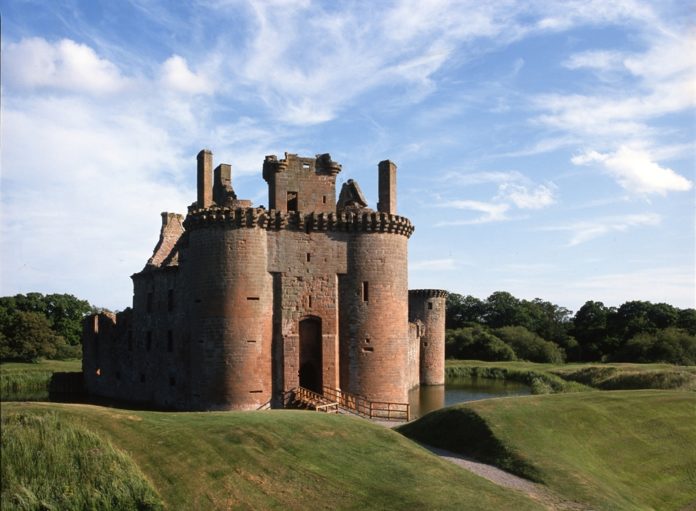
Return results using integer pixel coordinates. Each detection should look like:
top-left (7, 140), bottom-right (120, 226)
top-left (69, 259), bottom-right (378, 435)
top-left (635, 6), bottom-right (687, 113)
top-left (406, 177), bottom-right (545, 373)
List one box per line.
top-left (83, 150), bottom-right (446, 413)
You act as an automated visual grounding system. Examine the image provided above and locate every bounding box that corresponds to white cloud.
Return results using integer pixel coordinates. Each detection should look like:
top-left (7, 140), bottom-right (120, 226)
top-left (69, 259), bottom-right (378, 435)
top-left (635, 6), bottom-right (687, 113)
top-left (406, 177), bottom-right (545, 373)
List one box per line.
top-left (497, 183), bottom-right (555, 209)
top-left (440, 170), bottom-right (525, 186)
top-left (562, 50), bottom-right (626, 72)
top-left (572, 146), bottom-right (693, 195)
top-left (3, 37), bottom-right (129, 94)
top-left (542, 213), bottom-right (661, 246)
top-left (160, 55), bottom-right (214, 95)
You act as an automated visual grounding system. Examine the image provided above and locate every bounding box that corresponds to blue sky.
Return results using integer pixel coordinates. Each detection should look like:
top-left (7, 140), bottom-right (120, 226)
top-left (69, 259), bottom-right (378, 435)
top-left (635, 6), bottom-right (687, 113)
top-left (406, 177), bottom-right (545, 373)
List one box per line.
top-left (1, 0), bottom-right (694, 313)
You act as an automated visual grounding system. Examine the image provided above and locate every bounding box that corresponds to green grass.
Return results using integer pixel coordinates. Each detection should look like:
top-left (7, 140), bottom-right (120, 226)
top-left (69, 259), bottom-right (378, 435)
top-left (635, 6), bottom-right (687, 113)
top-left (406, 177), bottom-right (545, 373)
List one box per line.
top-left (1, 403), bottom-right (544, 511)
top-left (1, 411), bottom-right (163, 511)
top-left (399, 390), bottom-right (696, 511)
top-left (446, 360), bottom-right (696, 392)
top-left (1, 360), bottom-right (81, 401)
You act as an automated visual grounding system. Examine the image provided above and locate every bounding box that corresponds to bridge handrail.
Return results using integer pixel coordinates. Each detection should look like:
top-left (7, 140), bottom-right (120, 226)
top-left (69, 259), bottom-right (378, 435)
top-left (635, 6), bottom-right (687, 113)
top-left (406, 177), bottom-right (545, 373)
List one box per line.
top-left (322, 386), bottom-right (409, 421)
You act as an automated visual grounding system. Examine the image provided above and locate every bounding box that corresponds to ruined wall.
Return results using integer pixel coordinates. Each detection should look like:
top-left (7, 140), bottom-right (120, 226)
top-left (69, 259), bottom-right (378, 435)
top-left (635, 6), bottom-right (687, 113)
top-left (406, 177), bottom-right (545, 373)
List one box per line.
top-left (263, 154), bottom-right (340, 214)
top-left (409, 289), bottom-right (448, 385)
top-left (183, 209), bottom-right (273, 410)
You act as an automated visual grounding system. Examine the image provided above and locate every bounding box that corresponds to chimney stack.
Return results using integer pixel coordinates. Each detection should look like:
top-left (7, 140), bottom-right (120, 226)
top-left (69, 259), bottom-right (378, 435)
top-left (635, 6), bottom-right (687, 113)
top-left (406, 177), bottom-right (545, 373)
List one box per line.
top-left (377, 160), bottom-right (397, 214)
top-left (197, 149), bottom-right (213, 209)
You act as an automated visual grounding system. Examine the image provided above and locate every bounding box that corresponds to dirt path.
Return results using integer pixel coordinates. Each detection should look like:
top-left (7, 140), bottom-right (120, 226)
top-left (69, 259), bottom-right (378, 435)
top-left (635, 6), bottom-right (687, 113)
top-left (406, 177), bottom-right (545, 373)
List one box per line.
top-left (418, 444), bottom-right (594, 511)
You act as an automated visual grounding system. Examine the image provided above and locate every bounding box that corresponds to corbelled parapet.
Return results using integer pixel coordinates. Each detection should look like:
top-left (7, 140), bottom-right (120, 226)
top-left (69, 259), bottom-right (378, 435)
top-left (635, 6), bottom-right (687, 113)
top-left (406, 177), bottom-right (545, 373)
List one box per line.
top-left (409, 289), bottom-right (449, 298)
top-left (183, 206), bottom-right (415, 237)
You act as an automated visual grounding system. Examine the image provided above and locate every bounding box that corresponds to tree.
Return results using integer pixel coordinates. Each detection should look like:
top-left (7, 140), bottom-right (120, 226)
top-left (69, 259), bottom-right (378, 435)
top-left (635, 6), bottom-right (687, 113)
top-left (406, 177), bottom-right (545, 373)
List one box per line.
top-left (446, 293), bottom-right (486, 328)
top-left (483, 291), bottom-right (526, 329)
top-left (0, 310), bottom-right (66, 362)
top-left (571, 301), bottom-right (612, 361)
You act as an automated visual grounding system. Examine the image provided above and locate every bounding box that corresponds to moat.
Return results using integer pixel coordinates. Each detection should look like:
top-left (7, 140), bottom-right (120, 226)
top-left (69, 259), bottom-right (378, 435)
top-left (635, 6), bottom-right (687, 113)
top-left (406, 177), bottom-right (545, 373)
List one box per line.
top-left (408, 376), bottom-right (531, 419)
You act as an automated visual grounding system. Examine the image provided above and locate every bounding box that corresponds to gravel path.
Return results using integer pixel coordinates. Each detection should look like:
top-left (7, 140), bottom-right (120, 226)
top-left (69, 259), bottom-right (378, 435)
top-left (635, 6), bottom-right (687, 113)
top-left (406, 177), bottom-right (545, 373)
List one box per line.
top-left (418, 444), bottom-right (595, 511)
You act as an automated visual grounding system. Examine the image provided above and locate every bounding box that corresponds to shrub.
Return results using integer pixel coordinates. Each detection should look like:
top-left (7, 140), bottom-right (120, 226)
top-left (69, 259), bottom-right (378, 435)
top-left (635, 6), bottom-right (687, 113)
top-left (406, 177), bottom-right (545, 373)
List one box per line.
top-left (494, 326), bottom-right (566, 363)
top-left (446, 327), bottom-right (517, 361)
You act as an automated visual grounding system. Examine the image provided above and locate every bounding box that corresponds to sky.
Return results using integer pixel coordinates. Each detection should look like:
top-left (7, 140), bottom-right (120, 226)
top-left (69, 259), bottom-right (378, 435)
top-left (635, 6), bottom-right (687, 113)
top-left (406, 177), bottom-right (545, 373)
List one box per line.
top-left (1, 0), bottom-right (694, 314)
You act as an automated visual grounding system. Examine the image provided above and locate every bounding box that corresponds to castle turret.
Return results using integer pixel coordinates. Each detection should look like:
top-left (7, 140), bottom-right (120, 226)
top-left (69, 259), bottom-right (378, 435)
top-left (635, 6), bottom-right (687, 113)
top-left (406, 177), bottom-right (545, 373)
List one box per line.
top-left (409, 289), bottom-right (448, 385)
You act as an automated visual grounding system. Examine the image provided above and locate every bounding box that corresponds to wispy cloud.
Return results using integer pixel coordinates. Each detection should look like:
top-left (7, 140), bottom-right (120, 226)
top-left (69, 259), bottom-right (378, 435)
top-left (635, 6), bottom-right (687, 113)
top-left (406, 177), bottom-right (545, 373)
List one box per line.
top-left (436, 200), bottom-right (511, 225)
top-left (542, 213), bottom-right (661, 246)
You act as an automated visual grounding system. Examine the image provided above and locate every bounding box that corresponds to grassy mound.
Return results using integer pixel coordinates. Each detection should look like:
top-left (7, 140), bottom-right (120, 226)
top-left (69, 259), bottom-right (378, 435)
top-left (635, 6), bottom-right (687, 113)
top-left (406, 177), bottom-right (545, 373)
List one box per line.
top-left (1, 411), bottom-right (163, 510)
top-left (398, 390), bottom-right (696, 511)
top-left (445, 360), bottom-right (696, 392)
top-left (549, 363), bottom-right (696, 391)
top-left (1, 360), bottom-right (81, 401)
top-left (444, 360), bottom-right (592, 394)
top-left (1, 403), bottom-right (543, 511)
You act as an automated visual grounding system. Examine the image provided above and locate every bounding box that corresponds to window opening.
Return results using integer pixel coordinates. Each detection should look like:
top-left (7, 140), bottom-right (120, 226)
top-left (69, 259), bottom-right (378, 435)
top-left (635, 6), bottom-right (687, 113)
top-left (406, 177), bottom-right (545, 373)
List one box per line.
top-left (362, 281), bottom-right (369, 302)
top-left (287, 191), bottom-right (298, 211)
top-left (428, 302), bottom-right (433, 310)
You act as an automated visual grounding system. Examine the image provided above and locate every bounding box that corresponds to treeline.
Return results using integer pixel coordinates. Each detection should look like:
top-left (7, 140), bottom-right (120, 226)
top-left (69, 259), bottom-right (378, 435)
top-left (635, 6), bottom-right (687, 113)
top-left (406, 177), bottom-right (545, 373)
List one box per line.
top-left (0, 293), bottom-right (93, 362)
top-left (446, 292), bottom-right (696, 365)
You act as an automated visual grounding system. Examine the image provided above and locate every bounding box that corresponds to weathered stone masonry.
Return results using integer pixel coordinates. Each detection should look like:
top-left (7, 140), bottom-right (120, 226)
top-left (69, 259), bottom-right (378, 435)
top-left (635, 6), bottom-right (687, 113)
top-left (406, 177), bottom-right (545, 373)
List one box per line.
top-left (83, 150), bottom-right (447, 410)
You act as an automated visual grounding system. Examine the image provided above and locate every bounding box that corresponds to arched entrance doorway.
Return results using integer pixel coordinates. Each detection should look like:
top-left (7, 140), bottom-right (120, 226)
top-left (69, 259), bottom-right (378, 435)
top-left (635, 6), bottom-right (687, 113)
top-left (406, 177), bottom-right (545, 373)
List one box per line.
top-left (299, 317), bottom-right (322, 393)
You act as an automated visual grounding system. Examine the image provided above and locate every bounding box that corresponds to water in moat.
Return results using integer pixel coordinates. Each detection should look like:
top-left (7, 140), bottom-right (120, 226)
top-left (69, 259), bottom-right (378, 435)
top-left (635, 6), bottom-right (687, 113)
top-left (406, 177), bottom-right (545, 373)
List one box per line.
top-left (408, 376), bottom-right (531, 419)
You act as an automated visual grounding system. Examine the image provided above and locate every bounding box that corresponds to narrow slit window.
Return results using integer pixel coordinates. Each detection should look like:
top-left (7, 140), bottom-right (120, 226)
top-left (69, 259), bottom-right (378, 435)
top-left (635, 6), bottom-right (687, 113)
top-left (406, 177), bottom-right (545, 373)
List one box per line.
top-left (322, 195), bottom-right (327, 204)
top-left (167, 331), bottom-right (174, 352)
top-left (428, 302), bottom-right (433, 310)
top-left (362, 346), bottom-right (374, 353)
top-left (362, 281), bottom-right (369, 302)
top-left (249, 389), bottom-right (263, 393)
top-left (308, 296), bottom-right (313, 308)
top-left (247, 296), bottom-right (260, 301)
top-left (306, 253), bottom-right (311, 262)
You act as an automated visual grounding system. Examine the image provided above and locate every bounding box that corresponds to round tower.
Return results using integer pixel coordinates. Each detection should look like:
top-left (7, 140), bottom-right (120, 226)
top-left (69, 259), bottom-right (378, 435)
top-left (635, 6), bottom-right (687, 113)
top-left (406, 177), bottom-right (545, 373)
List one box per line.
top-left (409, 289), bottom-right (448, 385)
top-left (341, 216), bottom-right (411, 403)
top-left (183, 208), bottom-right (273, 410)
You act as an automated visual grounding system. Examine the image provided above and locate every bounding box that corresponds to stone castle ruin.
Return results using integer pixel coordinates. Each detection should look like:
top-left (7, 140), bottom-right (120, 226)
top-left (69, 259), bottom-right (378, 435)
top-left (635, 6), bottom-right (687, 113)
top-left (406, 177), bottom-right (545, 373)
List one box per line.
top-left (83, 150), bottom-right (447, 412)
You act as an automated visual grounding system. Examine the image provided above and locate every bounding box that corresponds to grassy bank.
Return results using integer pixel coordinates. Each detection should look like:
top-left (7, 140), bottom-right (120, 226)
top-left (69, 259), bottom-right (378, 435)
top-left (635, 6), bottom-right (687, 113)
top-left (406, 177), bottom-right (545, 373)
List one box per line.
top-left (1, 360), bottom-right (81, 401)
top-left (399, 390), bottom-right (696, 511)
top-left (446, 360), bottom-right (696, 392)
top-left (1, 403), bottom-right (543, 511)
top-left (1, 411), bottom-right (163, 510)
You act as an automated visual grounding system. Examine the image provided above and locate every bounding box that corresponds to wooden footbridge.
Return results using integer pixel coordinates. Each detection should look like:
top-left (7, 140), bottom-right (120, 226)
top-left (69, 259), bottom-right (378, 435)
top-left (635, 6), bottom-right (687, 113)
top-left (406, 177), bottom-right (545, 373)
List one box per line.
top-left (288, 386), bottom-right (410, 421)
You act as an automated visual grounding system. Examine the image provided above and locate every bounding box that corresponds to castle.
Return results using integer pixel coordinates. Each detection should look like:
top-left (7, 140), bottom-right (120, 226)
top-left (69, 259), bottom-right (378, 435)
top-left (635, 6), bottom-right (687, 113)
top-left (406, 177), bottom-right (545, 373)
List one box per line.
top-left (82, 150), bottom-right (447, 411)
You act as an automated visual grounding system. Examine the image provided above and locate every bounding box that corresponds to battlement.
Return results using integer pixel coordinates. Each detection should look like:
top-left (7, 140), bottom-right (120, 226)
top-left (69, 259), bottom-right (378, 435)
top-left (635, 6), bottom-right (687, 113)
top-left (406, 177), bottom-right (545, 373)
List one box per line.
top-left (183, 206), bottom-right (415, 237)
top-left (408, 289), bottom-right (449, 299)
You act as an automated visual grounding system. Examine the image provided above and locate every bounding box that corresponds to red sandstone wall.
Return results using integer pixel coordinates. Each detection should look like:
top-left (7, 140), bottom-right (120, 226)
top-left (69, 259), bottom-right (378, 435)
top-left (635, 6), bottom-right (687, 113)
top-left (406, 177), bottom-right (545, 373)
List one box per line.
top-left (340, 232), bottom-right (410, 403)
top-left (185, 222), bottom-right (273, 410)
top-left (267, 229), bottom-right (347, 399)
top-left (409, 290), bottom-right (447, 385)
